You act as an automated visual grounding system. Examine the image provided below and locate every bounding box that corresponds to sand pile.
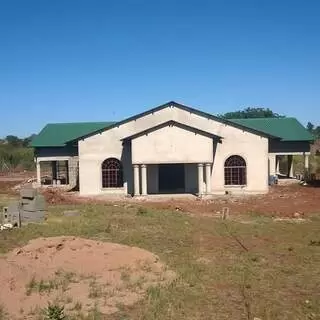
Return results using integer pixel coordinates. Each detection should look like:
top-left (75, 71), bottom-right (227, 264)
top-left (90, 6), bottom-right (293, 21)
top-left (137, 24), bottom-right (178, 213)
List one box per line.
top-left (0, 236), bottom-right (175, 319)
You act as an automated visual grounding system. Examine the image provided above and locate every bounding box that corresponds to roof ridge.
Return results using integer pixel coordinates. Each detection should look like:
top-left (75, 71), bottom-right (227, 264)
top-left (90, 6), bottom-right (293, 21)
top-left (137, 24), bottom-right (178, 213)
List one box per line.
top-left (230, 117), bottom-right (295, 121)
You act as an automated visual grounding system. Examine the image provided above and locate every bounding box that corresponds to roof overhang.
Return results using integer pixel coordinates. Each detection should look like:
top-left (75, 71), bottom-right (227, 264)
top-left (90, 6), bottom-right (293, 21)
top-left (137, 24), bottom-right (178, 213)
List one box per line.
top-left (72, 101), bottom-right (279, 142)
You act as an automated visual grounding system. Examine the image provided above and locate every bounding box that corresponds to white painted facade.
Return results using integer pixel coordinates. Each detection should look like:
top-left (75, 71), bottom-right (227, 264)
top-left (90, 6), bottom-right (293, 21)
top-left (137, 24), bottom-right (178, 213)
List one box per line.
top-left (78, 104), bottom-right (269, 196)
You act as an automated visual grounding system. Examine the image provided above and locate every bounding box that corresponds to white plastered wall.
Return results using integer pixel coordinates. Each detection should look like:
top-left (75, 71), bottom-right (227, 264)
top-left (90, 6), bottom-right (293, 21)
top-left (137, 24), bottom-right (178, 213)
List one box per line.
top-left (131, 125), bottom-right (213, 164)
top-left (78, 105), bottom-right (269, 195)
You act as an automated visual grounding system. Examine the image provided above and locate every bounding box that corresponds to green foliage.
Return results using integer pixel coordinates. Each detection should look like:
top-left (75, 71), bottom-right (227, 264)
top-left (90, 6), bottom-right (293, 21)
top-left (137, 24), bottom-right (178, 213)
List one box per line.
top-left (219, 107), bottom-right (283, 119)
top-left (3, 134), bottom-right (36, 147)
top-left (43, 303), bottom-right (66, 320)
top-left (307, 122), bottom-right (320, 139)
top-left (0, 141), bottom-right (34, 171)
top-left (0, 304), bottom-right (8, 320)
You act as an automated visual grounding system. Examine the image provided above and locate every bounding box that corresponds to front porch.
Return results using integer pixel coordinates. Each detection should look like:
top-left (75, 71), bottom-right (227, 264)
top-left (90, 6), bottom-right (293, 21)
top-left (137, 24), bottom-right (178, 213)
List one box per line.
top-left (132, 162), bottom-right (212, 197)
top-left (269, 152), bottom-right (310, 181)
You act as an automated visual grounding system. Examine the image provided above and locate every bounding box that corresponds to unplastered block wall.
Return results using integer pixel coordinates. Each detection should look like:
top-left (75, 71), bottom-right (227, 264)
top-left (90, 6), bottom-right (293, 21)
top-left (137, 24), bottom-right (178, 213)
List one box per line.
top-left (78, 105), bottom-right (269, 195)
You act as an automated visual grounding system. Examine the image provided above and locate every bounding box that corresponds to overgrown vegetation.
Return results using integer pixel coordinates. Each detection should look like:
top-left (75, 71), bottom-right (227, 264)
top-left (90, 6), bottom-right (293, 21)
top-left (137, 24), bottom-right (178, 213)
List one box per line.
top-left (0, 304), bottom-right (8, 320)
top-left (0, 135), bottom-right (35, 172)
top-left (43, 303), bottom-right (66, 320)
top-left (0, 200), bottom-right (319, 319)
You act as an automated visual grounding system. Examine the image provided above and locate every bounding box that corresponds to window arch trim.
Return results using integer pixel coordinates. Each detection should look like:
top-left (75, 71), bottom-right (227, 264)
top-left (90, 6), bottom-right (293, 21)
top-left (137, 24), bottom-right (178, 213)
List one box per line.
top-left (224, 155), bottom-right (247, 186)
top-left (101, 158), bottom-right (123, 188)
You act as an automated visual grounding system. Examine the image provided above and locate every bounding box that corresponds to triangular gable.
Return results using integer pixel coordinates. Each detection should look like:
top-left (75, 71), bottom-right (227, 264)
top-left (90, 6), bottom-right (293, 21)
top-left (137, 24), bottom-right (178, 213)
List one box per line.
top-left (70, 101), bottom-right (279, 143)
top-left (121, 120), bottom-right (223, 142)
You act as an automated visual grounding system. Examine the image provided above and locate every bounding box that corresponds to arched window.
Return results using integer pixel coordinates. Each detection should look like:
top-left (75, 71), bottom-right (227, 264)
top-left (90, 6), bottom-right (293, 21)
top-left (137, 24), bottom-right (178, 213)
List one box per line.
top-left (224, 155), bottom-right (247, 185)
top-left (102, 158), bottom-right (123, 188)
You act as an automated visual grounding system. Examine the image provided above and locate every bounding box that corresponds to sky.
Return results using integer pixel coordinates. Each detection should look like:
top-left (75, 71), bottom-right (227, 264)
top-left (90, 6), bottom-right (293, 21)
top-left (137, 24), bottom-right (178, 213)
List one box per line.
top-left (0, 0), bottom-right (320, 137)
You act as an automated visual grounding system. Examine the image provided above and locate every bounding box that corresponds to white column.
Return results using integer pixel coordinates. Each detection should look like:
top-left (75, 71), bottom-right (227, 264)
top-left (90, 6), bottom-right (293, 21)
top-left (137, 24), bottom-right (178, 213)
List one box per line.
top-left (133, 164), bottom-right (140, 196)
top-left (197, 163), bottom-right (204, 196)
top-left (141, 164), bottom-right (147, 196)
top-left (205, 163), bottom-right (211, 194)
top-left (269, 154), bottom-right (276, 176)
top-left (304, 154), bottom-right (309, 179)
top-left (276, 155), bottom-right (280, 174)
top-left (287, 155), bottom-right (293, 178)
top-left (304, 154), bottom-right (309, 170)
top-left (36, 161), bottom-right (41, 186)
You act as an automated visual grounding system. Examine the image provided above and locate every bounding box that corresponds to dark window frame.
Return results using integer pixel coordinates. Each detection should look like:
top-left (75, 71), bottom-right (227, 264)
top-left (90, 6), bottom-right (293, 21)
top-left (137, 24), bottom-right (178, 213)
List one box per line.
top-left (101, 158), bottom-right (123, 188)
top-left (224, 155), bottom-right (247, 186)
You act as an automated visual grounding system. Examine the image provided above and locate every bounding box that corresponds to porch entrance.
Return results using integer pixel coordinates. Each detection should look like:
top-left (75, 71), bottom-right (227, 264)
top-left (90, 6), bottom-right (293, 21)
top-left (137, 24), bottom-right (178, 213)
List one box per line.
top-left (158, 164), bottom-right (185, 193)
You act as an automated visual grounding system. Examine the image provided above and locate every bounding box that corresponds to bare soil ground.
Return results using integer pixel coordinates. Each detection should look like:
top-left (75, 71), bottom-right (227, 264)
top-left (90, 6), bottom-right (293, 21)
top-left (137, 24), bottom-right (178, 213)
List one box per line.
top-left (140, 185), bottom-right (320, 217)
top-left (40, 184), bottom-right (320, 218)
top-left (0, 193), bottom-right (319, 319)
top-left (1, 179), bottom-right (320, 217)
top-left (0, 236), bottom-right (175, 319)
top-left (0, 177), bottom-right (319, 319)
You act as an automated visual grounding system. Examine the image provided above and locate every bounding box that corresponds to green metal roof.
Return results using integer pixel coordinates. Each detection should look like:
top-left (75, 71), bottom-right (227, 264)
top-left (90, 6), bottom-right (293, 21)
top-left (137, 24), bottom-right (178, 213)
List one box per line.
top-left (31, 103), bottom-right (314, 148)
top-left (229, 117), bottom-right (314, 141)
top-left (30, 122), bottom-right (115, 147)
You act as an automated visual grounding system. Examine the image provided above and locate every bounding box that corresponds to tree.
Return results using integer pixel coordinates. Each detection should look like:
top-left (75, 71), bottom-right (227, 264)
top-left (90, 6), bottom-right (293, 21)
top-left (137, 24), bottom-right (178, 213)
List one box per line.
top-left (5, 135), bottom-right (22, 147)
top-left (307, 122), bottom-right (314, 132)
top-left (307, 122), bottom-right (320, 139)
top-left (219, 107), bottom-right (283, 119)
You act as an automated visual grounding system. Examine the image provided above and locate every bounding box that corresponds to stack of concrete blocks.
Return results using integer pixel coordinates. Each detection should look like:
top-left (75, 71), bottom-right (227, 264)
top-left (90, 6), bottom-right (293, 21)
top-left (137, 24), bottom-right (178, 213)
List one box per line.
top-left (4, 187), bottom-right (46, 226)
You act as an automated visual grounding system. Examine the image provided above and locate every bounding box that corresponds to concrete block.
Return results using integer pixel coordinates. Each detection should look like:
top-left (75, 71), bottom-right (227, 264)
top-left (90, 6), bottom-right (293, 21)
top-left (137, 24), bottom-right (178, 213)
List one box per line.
top-left (20, 188), bottom-right (37, 199)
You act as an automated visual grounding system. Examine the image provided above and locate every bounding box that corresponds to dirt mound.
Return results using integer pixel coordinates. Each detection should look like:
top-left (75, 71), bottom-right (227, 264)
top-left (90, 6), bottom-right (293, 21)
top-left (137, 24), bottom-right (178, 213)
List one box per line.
top-left (0, 237), bottom-right (175, 319)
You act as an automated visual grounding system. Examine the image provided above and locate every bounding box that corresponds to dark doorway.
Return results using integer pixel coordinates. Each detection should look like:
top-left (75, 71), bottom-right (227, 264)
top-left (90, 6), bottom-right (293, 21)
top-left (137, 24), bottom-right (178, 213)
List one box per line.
top-left (158, 164), bottom-right (185, 193)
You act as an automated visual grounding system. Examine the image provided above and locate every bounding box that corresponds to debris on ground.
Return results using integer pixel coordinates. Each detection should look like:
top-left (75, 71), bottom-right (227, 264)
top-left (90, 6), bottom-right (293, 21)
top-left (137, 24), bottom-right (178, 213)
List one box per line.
top-left (0, 222), bottom-right (13, 230)
top-left (1, 178), bottom-right (320, 218)
top-left (0, 236), bottom-right (176, 319)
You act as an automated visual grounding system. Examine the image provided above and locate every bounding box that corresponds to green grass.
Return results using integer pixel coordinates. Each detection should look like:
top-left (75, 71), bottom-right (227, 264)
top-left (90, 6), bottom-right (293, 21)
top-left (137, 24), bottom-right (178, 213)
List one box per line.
top-left (0, 201), bottom-right (319, 320)
top-left (0, 304), bottom-right (8, 320)
top-left (25, 271), bottom-right (78, 296)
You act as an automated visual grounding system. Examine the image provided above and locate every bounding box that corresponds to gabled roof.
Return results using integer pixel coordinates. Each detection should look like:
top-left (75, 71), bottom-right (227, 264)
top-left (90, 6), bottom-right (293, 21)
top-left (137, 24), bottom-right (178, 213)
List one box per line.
top-left (66, 101), bottom-right (278, 142)
top-left (30, 122), bottom-right (115, 147)
top-left (121, 120), bottom-right (223, 142)
top-left (31, 101), bottom-right (313, 148)
top-left (229, 117), bottom-right (314, 142)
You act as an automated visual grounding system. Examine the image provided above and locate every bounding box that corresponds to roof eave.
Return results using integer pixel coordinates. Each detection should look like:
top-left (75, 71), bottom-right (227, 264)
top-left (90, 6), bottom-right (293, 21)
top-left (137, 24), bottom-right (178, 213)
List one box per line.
top-left (69, 101), bottom-right (280, 142)
top-left (120, 120), bottom-right (223, 142)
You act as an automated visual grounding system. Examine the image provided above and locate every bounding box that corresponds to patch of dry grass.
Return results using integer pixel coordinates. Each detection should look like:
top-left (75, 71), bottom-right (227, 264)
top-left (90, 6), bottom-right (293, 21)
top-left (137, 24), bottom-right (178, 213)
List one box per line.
top-left (0, 201), bottom-right (319, 319)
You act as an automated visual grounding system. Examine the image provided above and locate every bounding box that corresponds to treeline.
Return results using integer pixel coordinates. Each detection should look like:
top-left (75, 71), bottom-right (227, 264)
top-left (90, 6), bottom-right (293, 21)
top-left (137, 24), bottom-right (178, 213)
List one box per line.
top-left (0, 135), bottom-right (35, 172)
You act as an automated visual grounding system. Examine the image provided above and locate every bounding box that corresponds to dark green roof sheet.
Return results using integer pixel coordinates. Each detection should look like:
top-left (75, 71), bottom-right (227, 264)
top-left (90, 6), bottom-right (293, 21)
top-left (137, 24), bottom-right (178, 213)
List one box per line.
top-left (31, 103), bottom-right (313, 148)
top-left (31, 122), bottom-right (115, 147)
top-left (229, 117), bottom-right (314, 141)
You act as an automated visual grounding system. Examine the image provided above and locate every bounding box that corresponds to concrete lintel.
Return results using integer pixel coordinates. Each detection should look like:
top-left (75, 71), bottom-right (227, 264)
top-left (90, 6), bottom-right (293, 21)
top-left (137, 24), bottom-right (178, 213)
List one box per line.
top-left (36, 156), bottom-right (71, 163)
top-left (268, 152), bottom-right (311, 156)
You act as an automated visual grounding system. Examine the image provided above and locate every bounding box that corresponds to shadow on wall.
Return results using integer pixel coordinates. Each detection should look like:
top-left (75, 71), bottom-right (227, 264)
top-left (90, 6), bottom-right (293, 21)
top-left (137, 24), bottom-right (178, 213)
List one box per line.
top-left (121, 141), bottom-right (133, 195)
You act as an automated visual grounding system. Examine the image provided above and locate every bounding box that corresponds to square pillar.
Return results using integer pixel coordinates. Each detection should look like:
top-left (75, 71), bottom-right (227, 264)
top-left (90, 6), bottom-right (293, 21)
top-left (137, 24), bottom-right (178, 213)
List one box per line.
top-left (276, 155), bottom-right (280, 174)
top-left (205, 163), bottom-right (211, 194)
top-left (197, 163), bottom-right (204, 196)
top-left (133, 164), bottom-right (140, 196)
top-left (287, 155), bottom-right (293, 178)
top-left (141, 164), bottom-right (147, 196)
top-left (304, 154), bottom-right (310, 179)
top-left (269, 154), bottom-right (276, 176)
top-left (52, 161), bottom-right (57, 181)
top-left (36, 161), bottom-right (41, 186)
